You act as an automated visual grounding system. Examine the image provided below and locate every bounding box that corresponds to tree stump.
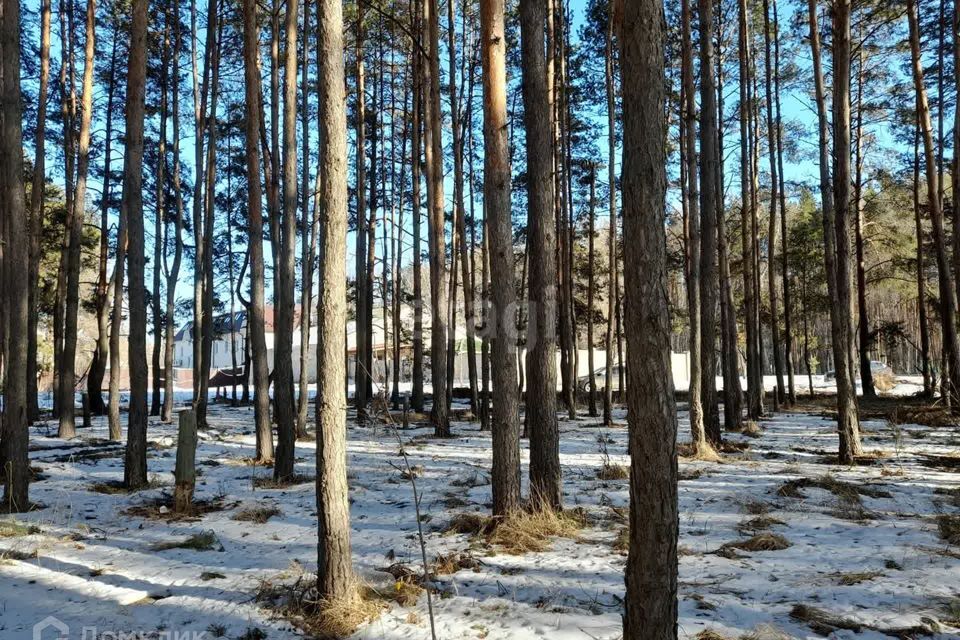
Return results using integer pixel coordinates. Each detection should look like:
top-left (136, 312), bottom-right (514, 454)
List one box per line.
top-left (174, 409), bottom-right (198, 513)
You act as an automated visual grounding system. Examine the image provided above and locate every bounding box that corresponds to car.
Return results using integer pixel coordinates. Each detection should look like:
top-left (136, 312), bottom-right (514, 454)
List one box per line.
top-left (578, 365), bottom-right (624, 393)
top-left (823, 360), bottom-right (892, 382)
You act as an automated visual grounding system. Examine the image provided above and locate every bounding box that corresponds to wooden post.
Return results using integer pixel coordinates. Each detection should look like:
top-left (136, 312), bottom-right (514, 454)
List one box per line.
top-left (174, 409), bottom-right (197, 513)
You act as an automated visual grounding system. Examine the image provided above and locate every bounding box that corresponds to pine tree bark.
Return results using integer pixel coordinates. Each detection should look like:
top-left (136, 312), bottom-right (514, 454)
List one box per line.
top-left (242, 0), bottom-right (275, 463)
top-left (586, 165), bottom-right (598, 418)
top-left (410, 0), bottom-right (425, 413)
top-left (354, 3), bottom-right (369, 418)
top-left (315, 0), bottom-right (353, 596)
top-left (59, 0), bottom-right (96, 439)
top-left (152, 5), bottom-right (170, 417)
top-left (907, 0), bottom-right (960, 407)
top-left (481, 0), bottom-right (521, 516)
top-left (618, 0), bottom-right (679, 634)
top-left (602, 7), bottom-right (617, 427)
top-left (762, 0), bottom-right (784, 409)
top-left (122, 0), bottom-right (150, 489)
top-left (27, 0), bottom-right (52, 422)
top-left (913, 113), bottom-right (932, 396)
top-left (1, 0), bottom-right (32, 511)
top-left (681, 0), bottom-right (706, 453)
top-left (738, 0), bottom-right (763, 419)
top-left (272, 0), bottom-right (300, 482)
top-left (423, 0), bottom-right (450, 435)
top-left (520, 0), bottom-right (561, 511)
top-left (163, 0), bottom-right (185, 423)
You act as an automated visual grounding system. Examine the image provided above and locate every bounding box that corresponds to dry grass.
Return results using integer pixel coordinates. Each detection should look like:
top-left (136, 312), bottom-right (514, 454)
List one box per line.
top-left (721, 533), bottom-right (791, 553)
top-left (252, 474), bottom-right (315, 489)
top-left (151, 530), bottom-right (223, 552)
top-left (740, 500), bottom-right (770, 515)
top-left (233, 505), bottom-right (282, 523)
top-left (741, 421), bottom-right (763, 438)
top-left (889, 405), bottom-right (956, 427)
top-left (0, 520), bottom-right (40, 538)
top-left (89, 478), bottom-right (163, 494)
top-left (596, 463), bottom-right (629, 480)
top-left (124, 496), bottom-right (233, 521)
top-left (873, 372), bottom-right (897, 392)
top-left (445, 508), bottom-right (583, 554)
top-left (694, 631), bottom-right (732, 640)
top-left (777, 475), bottom-right (892, 502)
top-left (789, 604), bottom-right (863, 635)
top-left (678, 442), bottom-right (723, 462)
top-left (737, 516), bottom-right (785, 534)
top-left (937, 514), bottom-right (960, 545)
top-left (257, 576), bottom-right (385, 638)
top-left (487, 509), bottom-right (583, 554)
top-left (833, 570), bottom-right (883, 586)
top-left (431, 551), bottom-right (481, 575)
top-left (613, 527), bottom-right (629, 553)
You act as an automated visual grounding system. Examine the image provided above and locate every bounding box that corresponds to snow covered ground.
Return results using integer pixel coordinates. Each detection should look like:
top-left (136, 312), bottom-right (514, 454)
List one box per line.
top-left (3, 394), bottom-right (960, 640)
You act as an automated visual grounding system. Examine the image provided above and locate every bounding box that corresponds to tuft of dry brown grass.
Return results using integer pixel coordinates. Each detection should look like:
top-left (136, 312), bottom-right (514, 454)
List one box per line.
top-left (873, 372), bottom-right (897, 392)
top-left (445, 508), bottom-right (583, 554)
top-left (431, 551), bottom-right (480, 575)
top-left (233, 505), bottom-right (282, 523)
top-left (741, 421), bottom-right (763, 438)
top-left (258, 576), bottom-right (385, 638)
top-left (152, 530), bottom-right (223, 552)
top-left (721, 533), bottom-right (791, 553)
top-left (252, 474), bottom-right (315, 489)
top-left (937, 514), bottom-right (960, 545)
top-left (694, 630), bottom-right (732, 640)
top-left (789, 604), bottom-right (862, 635)
top-left (678, 442), bottom-right (723, 462)
top-left (613, 527), bottom-right (629, 553)
top-left (596, 463), bottom-right (629, 480)
top-left (487, 509), bottom-right (583, 554)
top-left (737, 516), bottom-right (785, 534)
top-left (833, 570), bottom-right (883, 586)
top-left (777, 475), bottom-right (891, 503)
top-left (0, 520), bottom-right (40, 538)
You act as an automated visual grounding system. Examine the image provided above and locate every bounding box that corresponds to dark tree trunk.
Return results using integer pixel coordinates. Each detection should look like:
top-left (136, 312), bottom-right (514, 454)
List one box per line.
top-left (618, 0), bottom-right (679, 634)
top-left (520, 0), bottom-right (560, 511)
top-left (122, 0), bottom-right (150, 489)
top-left (481, 0), bottom-right (521, 516)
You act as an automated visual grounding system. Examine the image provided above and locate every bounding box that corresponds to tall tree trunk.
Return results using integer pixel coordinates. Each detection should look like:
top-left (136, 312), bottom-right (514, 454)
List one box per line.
top-left (152, 4), bottom-right (170, 417)
top-left (602, 7), bottom-right (617, 427)
top-left (853, 38), bottom-right (874, 398)
top-left (297, 0), bottom-right (320, 437)
top-left (315, 0), bottom-right (353, 597)
top-left (59, 0), bottom-right (96, 439)
top-left (27, 0), bottom-right (52, 422)
top-left (163, 0), bottom-right (185, 423)
top-left (272, 0), bottom-right (300, 482)
top-left (520, 0), bottom-right (560, 511)
top-left (772, 0), bottom-right (794, 405)
top-left (820, 0), bottom-right (861, 461)
top-left (423, 0), bottom-right (450, 435)
top-left (716, 2), bottom-right (743, 430)
top-left (907, 0), bottom-right (960, 407)
top-left (1, 0), bottom-right (32, 511)
top-left (739, 0), bottom-right (762, 419)
top-left (914, 112), bottom-right (932, 396)
top-left (481, 0), bottom-right (521, 516)
top-left (698, 0), bottom-right (721, 440)
top-left (354, 2), bottom-right (369, 418)
top-left (618, 0), bottom-right (679, 634)
top-left (122, 0), bottom-right (150, 489)
top-left (762, 0), bottom-right (784, 410)
top-left (681, 0), bottom-right (706, 454)
top-left (448, 0), bottom-right (479, 415)
top-left (586, 165), bottom-right (598, 418)
top-left (242, 0), bottom-right (275, 463)
top-left (410, 0), bottom-right (425, 412)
